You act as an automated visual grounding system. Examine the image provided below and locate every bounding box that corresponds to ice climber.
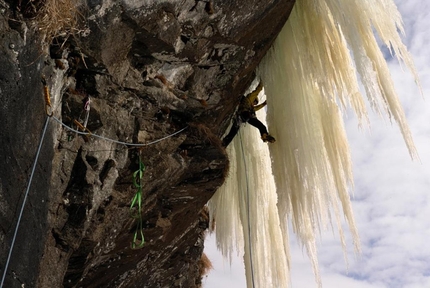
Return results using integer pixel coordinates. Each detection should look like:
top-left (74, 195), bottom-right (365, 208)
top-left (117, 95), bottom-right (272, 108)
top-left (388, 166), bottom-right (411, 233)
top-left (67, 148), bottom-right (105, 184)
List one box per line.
top-left (222, 82), bottom-right (276, 147)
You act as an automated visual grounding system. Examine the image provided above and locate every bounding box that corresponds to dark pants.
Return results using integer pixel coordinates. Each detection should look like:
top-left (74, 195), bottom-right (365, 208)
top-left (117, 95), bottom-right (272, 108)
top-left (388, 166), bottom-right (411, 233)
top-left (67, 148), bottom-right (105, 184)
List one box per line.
top-left (248, 117), bottom-right (268, 136)
top-left (222, 113), bottom-right (268, 147)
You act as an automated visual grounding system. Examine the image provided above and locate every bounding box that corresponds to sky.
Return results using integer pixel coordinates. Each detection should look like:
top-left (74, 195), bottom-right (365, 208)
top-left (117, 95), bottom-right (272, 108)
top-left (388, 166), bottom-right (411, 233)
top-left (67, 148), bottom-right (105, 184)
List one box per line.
top-left (203, 0), bottom-right (430, 287)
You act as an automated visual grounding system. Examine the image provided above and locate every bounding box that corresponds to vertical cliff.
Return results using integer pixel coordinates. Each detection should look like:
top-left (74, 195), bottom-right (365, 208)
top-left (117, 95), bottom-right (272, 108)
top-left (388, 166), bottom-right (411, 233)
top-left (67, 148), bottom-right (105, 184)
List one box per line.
top-left (0, 0), bottom-right (295, 287)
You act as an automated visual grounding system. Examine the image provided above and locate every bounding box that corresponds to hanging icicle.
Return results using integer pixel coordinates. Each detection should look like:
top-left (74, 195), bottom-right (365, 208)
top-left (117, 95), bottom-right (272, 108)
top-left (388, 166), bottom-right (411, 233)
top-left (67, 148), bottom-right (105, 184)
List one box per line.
top-left (209, 107), bottom-right (290, 288)
top-left (209, 0), bottom-right (420, 287)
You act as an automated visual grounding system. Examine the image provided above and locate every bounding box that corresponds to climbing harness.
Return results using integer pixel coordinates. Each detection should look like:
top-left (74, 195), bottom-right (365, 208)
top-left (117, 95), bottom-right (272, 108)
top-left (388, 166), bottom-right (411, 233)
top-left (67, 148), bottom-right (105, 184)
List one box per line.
top-left (238, 130), bottom-right (256, 288)
top-left (130, 151), bottom-right (145, 249)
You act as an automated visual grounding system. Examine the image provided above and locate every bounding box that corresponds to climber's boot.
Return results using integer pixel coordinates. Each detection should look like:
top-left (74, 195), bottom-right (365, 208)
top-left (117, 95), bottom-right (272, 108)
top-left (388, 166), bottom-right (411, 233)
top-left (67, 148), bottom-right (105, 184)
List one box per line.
top-left (261, 133), bottom-right (276, 143)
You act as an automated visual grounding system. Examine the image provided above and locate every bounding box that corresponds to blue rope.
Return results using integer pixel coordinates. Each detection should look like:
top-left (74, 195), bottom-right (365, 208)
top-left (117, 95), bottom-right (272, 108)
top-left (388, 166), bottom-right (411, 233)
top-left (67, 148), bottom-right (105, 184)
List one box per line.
top-left (51, 116), bottom-right (187, 147)
top-left (1, 111), bottom-right (186, 286)
top-left (238, 130), bottom-right (256, 288)
top-left (1, 117), bottom-right (50, 288)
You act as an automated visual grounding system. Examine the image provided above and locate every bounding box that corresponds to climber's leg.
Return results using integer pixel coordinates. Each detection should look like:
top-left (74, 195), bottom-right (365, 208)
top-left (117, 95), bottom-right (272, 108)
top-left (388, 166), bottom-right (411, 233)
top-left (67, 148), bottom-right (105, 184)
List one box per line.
top-left (222, 119), bottom-right (241, 147)
top-left (247, 118), bottom-right (276, 143)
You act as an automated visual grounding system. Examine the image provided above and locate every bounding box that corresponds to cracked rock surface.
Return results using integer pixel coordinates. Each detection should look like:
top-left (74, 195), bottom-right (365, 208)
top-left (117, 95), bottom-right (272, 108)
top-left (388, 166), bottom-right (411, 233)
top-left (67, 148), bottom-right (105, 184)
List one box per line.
top-left (0, 0), bottom-right (295, 287)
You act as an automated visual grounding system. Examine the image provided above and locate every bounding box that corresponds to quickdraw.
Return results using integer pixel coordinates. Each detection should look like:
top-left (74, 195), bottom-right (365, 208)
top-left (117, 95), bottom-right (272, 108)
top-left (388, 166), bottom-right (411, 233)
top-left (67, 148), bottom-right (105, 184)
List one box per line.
top-left (73, 119), bottom-right (92, 135)
top-left (41, 76), bottom-right (53, 117)
top-left (130, 151), bottom-right (145, 249)
top-left (83, 96), bottom-right (91, 128)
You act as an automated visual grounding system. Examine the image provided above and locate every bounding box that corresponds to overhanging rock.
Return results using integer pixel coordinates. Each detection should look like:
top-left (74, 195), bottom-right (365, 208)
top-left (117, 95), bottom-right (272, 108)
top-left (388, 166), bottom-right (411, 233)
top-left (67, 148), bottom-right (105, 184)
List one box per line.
top-left (0, 0), bottom-right (295, 287)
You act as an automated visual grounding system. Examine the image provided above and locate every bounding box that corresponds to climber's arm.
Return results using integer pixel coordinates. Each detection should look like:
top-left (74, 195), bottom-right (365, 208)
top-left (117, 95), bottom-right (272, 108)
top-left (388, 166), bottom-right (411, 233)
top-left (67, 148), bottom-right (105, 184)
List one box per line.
top-left (253, 100), bottom-right (267, 111)
top-left (246, 82), bottom-right (263, 104)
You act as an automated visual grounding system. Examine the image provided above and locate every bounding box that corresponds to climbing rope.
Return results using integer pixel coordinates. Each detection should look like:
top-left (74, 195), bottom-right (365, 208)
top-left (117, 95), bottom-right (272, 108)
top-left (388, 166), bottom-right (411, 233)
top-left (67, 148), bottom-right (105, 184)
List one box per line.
top-left (0, 117), bottom-right (50, 288)
top-left (238, 130), bottom-right (256, 288)
top-left (1, 78), bottom-right (188, 284)
top-left (52, 116), bottom-right (187, 249)
top-left (51, 116), bottom-right (187, 147)
top-left (73, 119), bottom-right (92, 135)
top-left (50, 89), bottom-right (187, 248)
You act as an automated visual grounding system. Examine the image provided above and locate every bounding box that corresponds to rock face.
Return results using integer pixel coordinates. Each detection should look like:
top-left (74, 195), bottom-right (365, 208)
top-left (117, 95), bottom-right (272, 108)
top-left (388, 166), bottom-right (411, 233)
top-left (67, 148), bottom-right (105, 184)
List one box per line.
top-left (0, 0), bottom-right (295, 287)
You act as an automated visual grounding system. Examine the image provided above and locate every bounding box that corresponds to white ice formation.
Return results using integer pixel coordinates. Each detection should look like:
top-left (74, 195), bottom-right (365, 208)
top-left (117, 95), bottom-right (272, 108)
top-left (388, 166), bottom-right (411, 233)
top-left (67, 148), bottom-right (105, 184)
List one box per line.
top-left (208, 0), bottom-right (420, 287)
